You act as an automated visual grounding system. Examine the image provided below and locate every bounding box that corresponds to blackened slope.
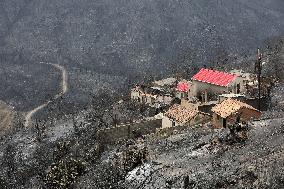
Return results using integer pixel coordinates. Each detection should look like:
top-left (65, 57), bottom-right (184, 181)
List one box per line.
top-left (0, 0), bottom-right (283, 111)
top-left (0, 0), bottom-right (283, 74)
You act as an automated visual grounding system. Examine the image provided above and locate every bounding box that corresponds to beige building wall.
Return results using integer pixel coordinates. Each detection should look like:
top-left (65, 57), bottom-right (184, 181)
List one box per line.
top-left (130, 90), bottom-right (155, 105)
top-left (131, 90), bottom-right (140, 100)
top-left (212, 114), bottom-right (225, 129)
top-left (162, 116), bottom-right (174, 129)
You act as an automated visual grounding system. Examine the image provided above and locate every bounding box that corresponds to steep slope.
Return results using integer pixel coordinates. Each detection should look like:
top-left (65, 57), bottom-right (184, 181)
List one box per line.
top-left (0, 0), bottom-right (284, 110)
top-left (1, 0), bottom-right (284, 69)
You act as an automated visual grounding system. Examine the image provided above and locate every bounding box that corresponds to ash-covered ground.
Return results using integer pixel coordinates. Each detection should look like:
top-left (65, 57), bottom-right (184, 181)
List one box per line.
top-left (0, 1), bottom-right (284, 187)
top-left (0, 80), bottom-right (283, 189)
top-left (1, 0), bottom-right (284, 113)
top-left (0, 42), bottom-right (283, 188)
top-left (126, 113), bottom-right (284, 188)
top-left (75, 84), bottom-right (284, 189)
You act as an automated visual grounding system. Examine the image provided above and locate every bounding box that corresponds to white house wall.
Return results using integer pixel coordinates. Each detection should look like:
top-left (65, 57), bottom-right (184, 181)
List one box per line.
top-left (189, 80), bottom-right (228, 97)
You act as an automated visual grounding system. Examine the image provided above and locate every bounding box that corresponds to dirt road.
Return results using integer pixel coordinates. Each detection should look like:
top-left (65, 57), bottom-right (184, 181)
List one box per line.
top-left (24, 62), bottom-right (68, 127)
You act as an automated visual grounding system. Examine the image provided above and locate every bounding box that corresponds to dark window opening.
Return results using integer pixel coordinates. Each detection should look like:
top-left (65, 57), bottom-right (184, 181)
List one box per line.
top-left (237, 84), bottom-right (240, 93)
top-left (222, 118), bottom-right (227, 128)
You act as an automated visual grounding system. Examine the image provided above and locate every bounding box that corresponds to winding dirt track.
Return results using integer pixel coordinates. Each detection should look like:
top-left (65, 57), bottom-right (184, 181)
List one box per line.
top-left (24, 62), bottom-right (68, 127)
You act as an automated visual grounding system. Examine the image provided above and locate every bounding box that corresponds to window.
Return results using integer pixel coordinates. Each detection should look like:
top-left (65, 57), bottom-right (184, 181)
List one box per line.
top-left (237, 84), bottom-right (240, 93)
top-left (223, 118), bottom-right (227, 128)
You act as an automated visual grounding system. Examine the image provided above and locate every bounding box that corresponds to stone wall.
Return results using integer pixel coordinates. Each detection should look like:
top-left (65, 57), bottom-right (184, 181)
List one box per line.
top-left (162, 112), bottom-right (211, 129)
top-left (154, 121), bottom-right (206, 138)
top-left (97, 118), bottom-right (162, 144)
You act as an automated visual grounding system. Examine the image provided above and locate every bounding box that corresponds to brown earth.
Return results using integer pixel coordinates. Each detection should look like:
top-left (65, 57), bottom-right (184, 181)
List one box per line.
top-left (0, 101), bottom-right (14, 134)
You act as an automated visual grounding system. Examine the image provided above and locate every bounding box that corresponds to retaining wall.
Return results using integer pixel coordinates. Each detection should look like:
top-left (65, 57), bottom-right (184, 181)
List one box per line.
top-left (97, 118), bottom-right (162, 144)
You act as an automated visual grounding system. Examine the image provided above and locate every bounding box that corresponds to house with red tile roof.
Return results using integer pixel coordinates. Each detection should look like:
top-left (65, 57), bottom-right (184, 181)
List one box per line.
top-left (189, 68), bottom-right (245, 102)
top-left (175, 80), bottom-right (190, 100)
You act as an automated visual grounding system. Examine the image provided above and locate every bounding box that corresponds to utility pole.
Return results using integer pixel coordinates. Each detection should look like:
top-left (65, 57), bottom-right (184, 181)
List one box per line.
top-left (256, 48), bottom-right (263, 111)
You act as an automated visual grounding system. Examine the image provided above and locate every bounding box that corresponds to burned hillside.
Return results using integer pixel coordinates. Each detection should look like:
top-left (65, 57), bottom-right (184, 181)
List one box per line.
top-left (0, 0), bottom-right (284, 188)
top-left (1, 0), bottom-right (284, 112)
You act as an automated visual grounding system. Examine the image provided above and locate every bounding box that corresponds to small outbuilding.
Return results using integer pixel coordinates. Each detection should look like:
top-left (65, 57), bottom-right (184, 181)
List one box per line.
top-left (162, 104), bottom-right (210, 128)
top-left (211, 98), bottom-right (261, 129)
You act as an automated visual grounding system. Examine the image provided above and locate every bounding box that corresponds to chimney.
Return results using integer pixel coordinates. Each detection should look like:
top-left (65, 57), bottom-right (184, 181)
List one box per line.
top-left (205, 90), bottom-right (208, 103)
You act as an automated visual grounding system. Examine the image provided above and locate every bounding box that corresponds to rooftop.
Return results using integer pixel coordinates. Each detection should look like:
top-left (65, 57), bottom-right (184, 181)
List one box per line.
top-left (153, 77), bottom-right (177, 87)
top-left (212, 98), bottom-right (260, 118)
top-left (192, 68), bottom-right (237, 87)
top-left (229, 69), bottom-right (254, 80)
top-left (165, 104), bottom-right (198, 124)
top-left (176, 81), bottom-right (189, 92)
top-left (219, 93), bottom-right (246, 98)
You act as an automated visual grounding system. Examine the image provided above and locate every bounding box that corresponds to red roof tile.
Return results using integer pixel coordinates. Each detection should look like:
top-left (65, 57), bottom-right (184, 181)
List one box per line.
top-left (192, 68), bottom-right (237, 87)
top-left (177, 82), bottom-right (189, 92)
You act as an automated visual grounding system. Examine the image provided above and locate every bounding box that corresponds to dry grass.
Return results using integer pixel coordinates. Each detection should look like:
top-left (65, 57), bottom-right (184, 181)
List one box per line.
top-left (0, 101), bottom-right (14, 133)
